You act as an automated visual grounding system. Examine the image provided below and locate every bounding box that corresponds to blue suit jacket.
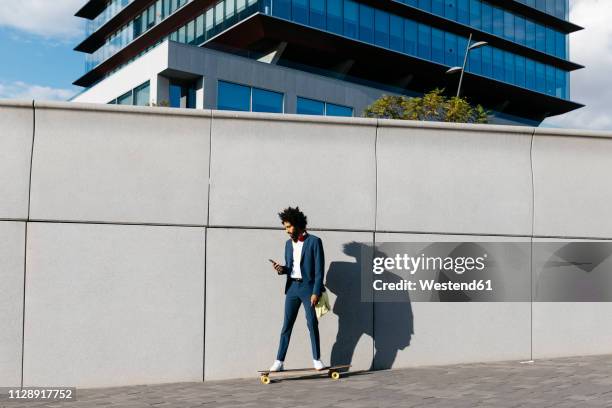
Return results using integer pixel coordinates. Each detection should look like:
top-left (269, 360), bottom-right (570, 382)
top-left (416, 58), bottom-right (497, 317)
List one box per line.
top-left (281, 233), bottom-right (325, 296)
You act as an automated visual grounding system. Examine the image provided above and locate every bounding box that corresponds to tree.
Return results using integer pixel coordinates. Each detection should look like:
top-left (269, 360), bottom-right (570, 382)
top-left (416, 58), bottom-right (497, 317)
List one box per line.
top-left (363, 89), bottom-right (489, 124)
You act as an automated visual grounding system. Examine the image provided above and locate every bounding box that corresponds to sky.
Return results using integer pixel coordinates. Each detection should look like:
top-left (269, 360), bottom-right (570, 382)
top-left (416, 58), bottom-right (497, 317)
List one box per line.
top-left (0, 0), bottom-right (608, 130)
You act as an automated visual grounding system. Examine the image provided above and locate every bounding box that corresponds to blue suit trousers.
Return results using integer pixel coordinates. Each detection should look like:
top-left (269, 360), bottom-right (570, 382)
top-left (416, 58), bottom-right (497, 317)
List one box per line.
top-left (276, 279), bottom-right (321, 361)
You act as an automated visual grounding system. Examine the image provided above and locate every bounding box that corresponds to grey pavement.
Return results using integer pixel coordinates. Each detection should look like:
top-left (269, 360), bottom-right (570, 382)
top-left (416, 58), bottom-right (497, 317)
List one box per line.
top-left (4, 354), bottom-right (612, 408)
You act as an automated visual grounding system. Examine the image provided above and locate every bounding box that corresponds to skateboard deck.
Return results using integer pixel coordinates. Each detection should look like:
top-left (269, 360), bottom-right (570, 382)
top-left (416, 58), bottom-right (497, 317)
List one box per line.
top-left (258, 365), bottom-right (351, 384)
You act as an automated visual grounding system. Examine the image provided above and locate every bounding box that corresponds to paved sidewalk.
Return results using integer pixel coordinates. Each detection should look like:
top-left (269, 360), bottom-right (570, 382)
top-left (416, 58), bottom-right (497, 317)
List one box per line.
top-left (5, 354), bottom-right (612, 408)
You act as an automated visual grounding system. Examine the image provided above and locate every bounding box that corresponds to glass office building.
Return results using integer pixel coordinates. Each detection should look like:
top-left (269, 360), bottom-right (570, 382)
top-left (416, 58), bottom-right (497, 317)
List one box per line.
top-left (74, 0), bottom-right (583, 123)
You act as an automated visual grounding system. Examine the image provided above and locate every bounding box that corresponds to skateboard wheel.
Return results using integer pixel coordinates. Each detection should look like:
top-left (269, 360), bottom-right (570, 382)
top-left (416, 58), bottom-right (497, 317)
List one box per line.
top-left (260, 375), bottom-right (270, 384)
top-left (330, 371), bottom-right (340, 380)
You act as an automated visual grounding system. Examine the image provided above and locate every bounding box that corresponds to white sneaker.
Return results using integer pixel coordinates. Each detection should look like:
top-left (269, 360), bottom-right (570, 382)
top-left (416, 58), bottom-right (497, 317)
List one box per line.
top-left (269, 360), bottom-right (284, 372)
top-left (313, 359), bottom-right (325, 370)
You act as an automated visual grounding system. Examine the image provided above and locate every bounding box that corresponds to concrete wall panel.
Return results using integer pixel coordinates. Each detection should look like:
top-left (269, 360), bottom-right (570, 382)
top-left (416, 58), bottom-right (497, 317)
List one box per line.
top-left (0, 221), bottom-right (26, 387)
top-left (208, 113), bottom-right (377, 230)
top-left (23, 222), bottom-right (205, 388)
top-left (376, 122), bottom-right (533, 235)
top-left (205, 228), bottom-right (373, 380)
top-left (532, 237), bottom-right (612, 358)
top-left (533, 131), bottom-right (612, 238)
top-left (374, 233), bottom-right (531, 368)
top-left (0, 102), bottom-right (33, 220)
top-left (29, 103), bottom-right (210, 225)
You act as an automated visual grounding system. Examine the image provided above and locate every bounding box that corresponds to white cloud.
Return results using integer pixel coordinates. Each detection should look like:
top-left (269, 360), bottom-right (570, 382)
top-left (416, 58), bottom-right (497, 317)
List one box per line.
top-left (0, 81), bottom-right (77, 101)
top-left (0, 0), bottom-right (84, 39)
top-left (543, 0), bottom-right (612, 130)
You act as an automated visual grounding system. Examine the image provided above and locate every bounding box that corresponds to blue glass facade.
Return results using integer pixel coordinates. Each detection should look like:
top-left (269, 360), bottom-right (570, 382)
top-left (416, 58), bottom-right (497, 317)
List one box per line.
top-left (267, 0), bottom-right (571, 99)
top-left (81, 0), bottom-right (572, 101)
top-left (76, 0), bottom-right (579, 122)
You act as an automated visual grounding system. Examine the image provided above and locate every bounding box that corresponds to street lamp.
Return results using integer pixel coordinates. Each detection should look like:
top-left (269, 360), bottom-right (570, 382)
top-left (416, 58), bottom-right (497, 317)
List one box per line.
top-left (446, 33), bottom-right (488, 98)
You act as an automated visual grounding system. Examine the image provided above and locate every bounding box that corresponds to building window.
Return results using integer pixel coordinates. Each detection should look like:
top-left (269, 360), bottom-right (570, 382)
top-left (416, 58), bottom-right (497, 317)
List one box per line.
top-left (404, 20), bottom-right (417, 56)
top-left (218, 81), bottom-right (285, 113)
top-left (492, 6), bottom-right (504, 37)
top-left (515, 55), bottom-right (526, 88)
top-left (186, 20), bottom-right (195, 44)
top-left (374, 9), bottom-right (389, 48)
top-left (297, 97), bottom-right (325, 115)
top-left (389, 15), bottom-right (403, 52)
top-left (431, 28), bottom-right (444, 64)
top-left (504, 51), bottom-right (515, 84)
top-left (134, 81), bottom-right (151, 106)
top-left (444, 32), bottom-right (457, 67)
top-left (326, 103), bottom-right (353, 117)
top-left (310, 0), bottom-right (325, 29)
top-left (292, 0), bottom-right (308, 24)
top-left (492, 48), bottom-right (504, 81)
top-left (445, 0), bottom-right (456, 21)
top-left (218, 81), bottom-right (251, 111)
top-left (252, 88), bottom-right (284, 113)
top-left (297, 97), bottom-right (353, 116)
top-left (274, 0), bottom-right (292, 19)
top-left (526, 59), bottom-right (536, 90)
top-left (432, 0), bottom-right (444, 16)
top-left (108, 81), bottom-right (151, 106)
top-left (358, 4), bottom-right (374, 43)
top-left (327, 0), bottom-right (342, 34)
top-left (469, 0), bottom-right (480, 29)
top-left (417, 24), bottom-right (431, 59)
top-left (481, 46), bottom-right (492, 77)
top-left (418, 0), bottom-right (431, 12)
top-left (116, 92), bottom-right (130, 106)
top-left (195, 14), bottom-right (205, 43)
top-left (457, 0), bottom-right (468, 24)
top-left (215, 1), bottom-right (224, 25)
top-left (481, 3), bottom-right (492, 32)
top-left (468, 47), bottom-right (481, 74)
top-left (343, 0), bottom-right (358, 39)
top-left (170, 81), bottom-right (197, 109)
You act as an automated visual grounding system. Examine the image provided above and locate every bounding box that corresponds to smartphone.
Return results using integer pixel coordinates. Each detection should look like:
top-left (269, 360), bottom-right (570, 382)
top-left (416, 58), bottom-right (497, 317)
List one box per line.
top-left (268, 259), bottom-right (276, 264)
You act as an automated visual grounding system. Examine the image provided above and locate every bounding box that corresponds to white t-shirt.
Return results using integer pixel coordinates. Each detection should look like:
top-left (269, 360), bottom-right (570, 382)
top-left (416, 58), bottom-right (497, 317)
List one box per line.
top-left (290, 239), bottom-right (303, 279)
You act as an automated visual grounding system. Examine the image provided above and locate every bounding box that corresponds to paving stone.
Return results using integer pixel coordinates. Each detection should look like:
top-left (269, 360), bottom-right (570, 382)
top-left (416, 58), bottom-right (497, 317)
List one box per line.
top-left (5, 355), bottom-right (612, 408)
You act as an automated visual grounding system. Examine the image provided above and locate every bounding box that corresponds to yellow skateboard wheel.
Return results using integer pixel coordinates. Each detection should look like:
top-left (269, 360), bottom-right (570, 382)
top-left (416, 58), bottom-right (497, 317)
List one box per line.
top-left (330, 371), bottom-right (340, 380)
top-left (260, 375), bottom-right (270, 384)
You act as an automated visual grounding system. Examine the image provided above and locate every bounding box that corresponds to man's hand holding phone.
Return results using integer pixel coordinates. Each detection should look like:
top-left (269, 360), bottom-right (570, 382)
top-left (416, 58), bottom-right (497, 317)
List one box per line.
top-left (269, 259), bottom-right (285, 274)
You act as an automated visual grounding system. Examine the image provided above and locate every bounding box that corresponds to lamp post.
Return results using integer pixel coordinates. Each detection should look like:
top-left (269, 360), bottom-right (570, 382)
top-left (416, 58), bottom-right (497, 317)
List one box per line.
top-left (446, 33), bottom-right (488, 98)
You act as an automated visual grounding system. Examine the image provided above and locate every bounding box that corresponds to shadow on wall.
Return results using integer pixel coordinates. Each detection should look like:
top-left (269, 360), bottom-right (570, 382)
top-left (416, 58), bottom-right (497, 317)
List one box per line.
top-left (325, 242), bottom-right (414, 371)
top-left (536, 242), bottom-right (612, 301)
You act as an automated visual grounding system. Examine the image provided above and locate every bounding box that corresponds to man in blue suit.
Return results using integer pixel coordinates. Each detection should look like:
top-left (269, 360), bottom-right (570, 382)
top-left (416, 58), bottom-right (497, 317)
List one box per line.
top-left (270, 206), bottom-right (326, 371)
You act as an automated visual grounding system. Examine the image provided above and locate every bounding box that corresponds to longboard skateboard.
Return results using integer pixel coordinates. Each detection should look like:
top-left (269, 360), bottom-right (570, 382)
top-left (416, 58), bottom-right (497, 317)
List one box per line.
top-left (258, 364), bottom-right (351, 384)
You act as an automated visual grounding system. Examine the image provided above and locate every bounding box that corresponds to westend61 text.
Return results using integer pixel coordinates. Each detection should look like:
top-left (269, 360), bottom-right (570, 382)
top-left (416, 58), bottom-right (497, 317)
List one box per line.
top-left (373, 279), bottom-right (493, 291)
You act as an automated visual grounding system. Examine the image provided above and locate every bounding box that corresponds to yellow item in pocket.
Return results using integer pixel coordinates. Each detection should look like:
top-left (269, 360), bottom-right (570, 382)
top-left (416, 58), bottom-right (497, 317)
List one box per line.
top-left (315, 290), bottom-right (330, 318)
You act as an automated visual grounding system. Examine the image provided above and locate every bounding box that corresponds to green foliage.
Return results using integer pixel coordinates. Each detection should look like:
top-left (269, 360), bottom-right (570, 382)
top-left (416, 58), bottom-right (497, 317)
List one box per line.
top-left (150, 99), bottom-right (170, 107)
top-left (363, 88), bottom-right (489, 124)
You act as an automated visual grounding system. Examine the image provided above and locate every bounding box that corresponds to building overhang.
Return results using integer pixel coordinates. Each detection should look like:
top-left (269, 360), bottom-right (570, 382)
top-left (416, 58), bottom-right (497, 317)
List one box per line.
top-left (76, 0), bottom-right (113, 19)
top-left (206, 13), bottom-right (584, 121)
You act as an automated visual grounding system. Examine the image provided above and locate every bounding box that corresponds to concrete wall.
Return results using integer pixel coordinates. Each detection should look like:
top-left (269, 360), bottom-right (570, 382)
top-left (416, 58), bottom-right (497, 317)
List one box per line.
top-left (1, 100), bottom-right (612, 387)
